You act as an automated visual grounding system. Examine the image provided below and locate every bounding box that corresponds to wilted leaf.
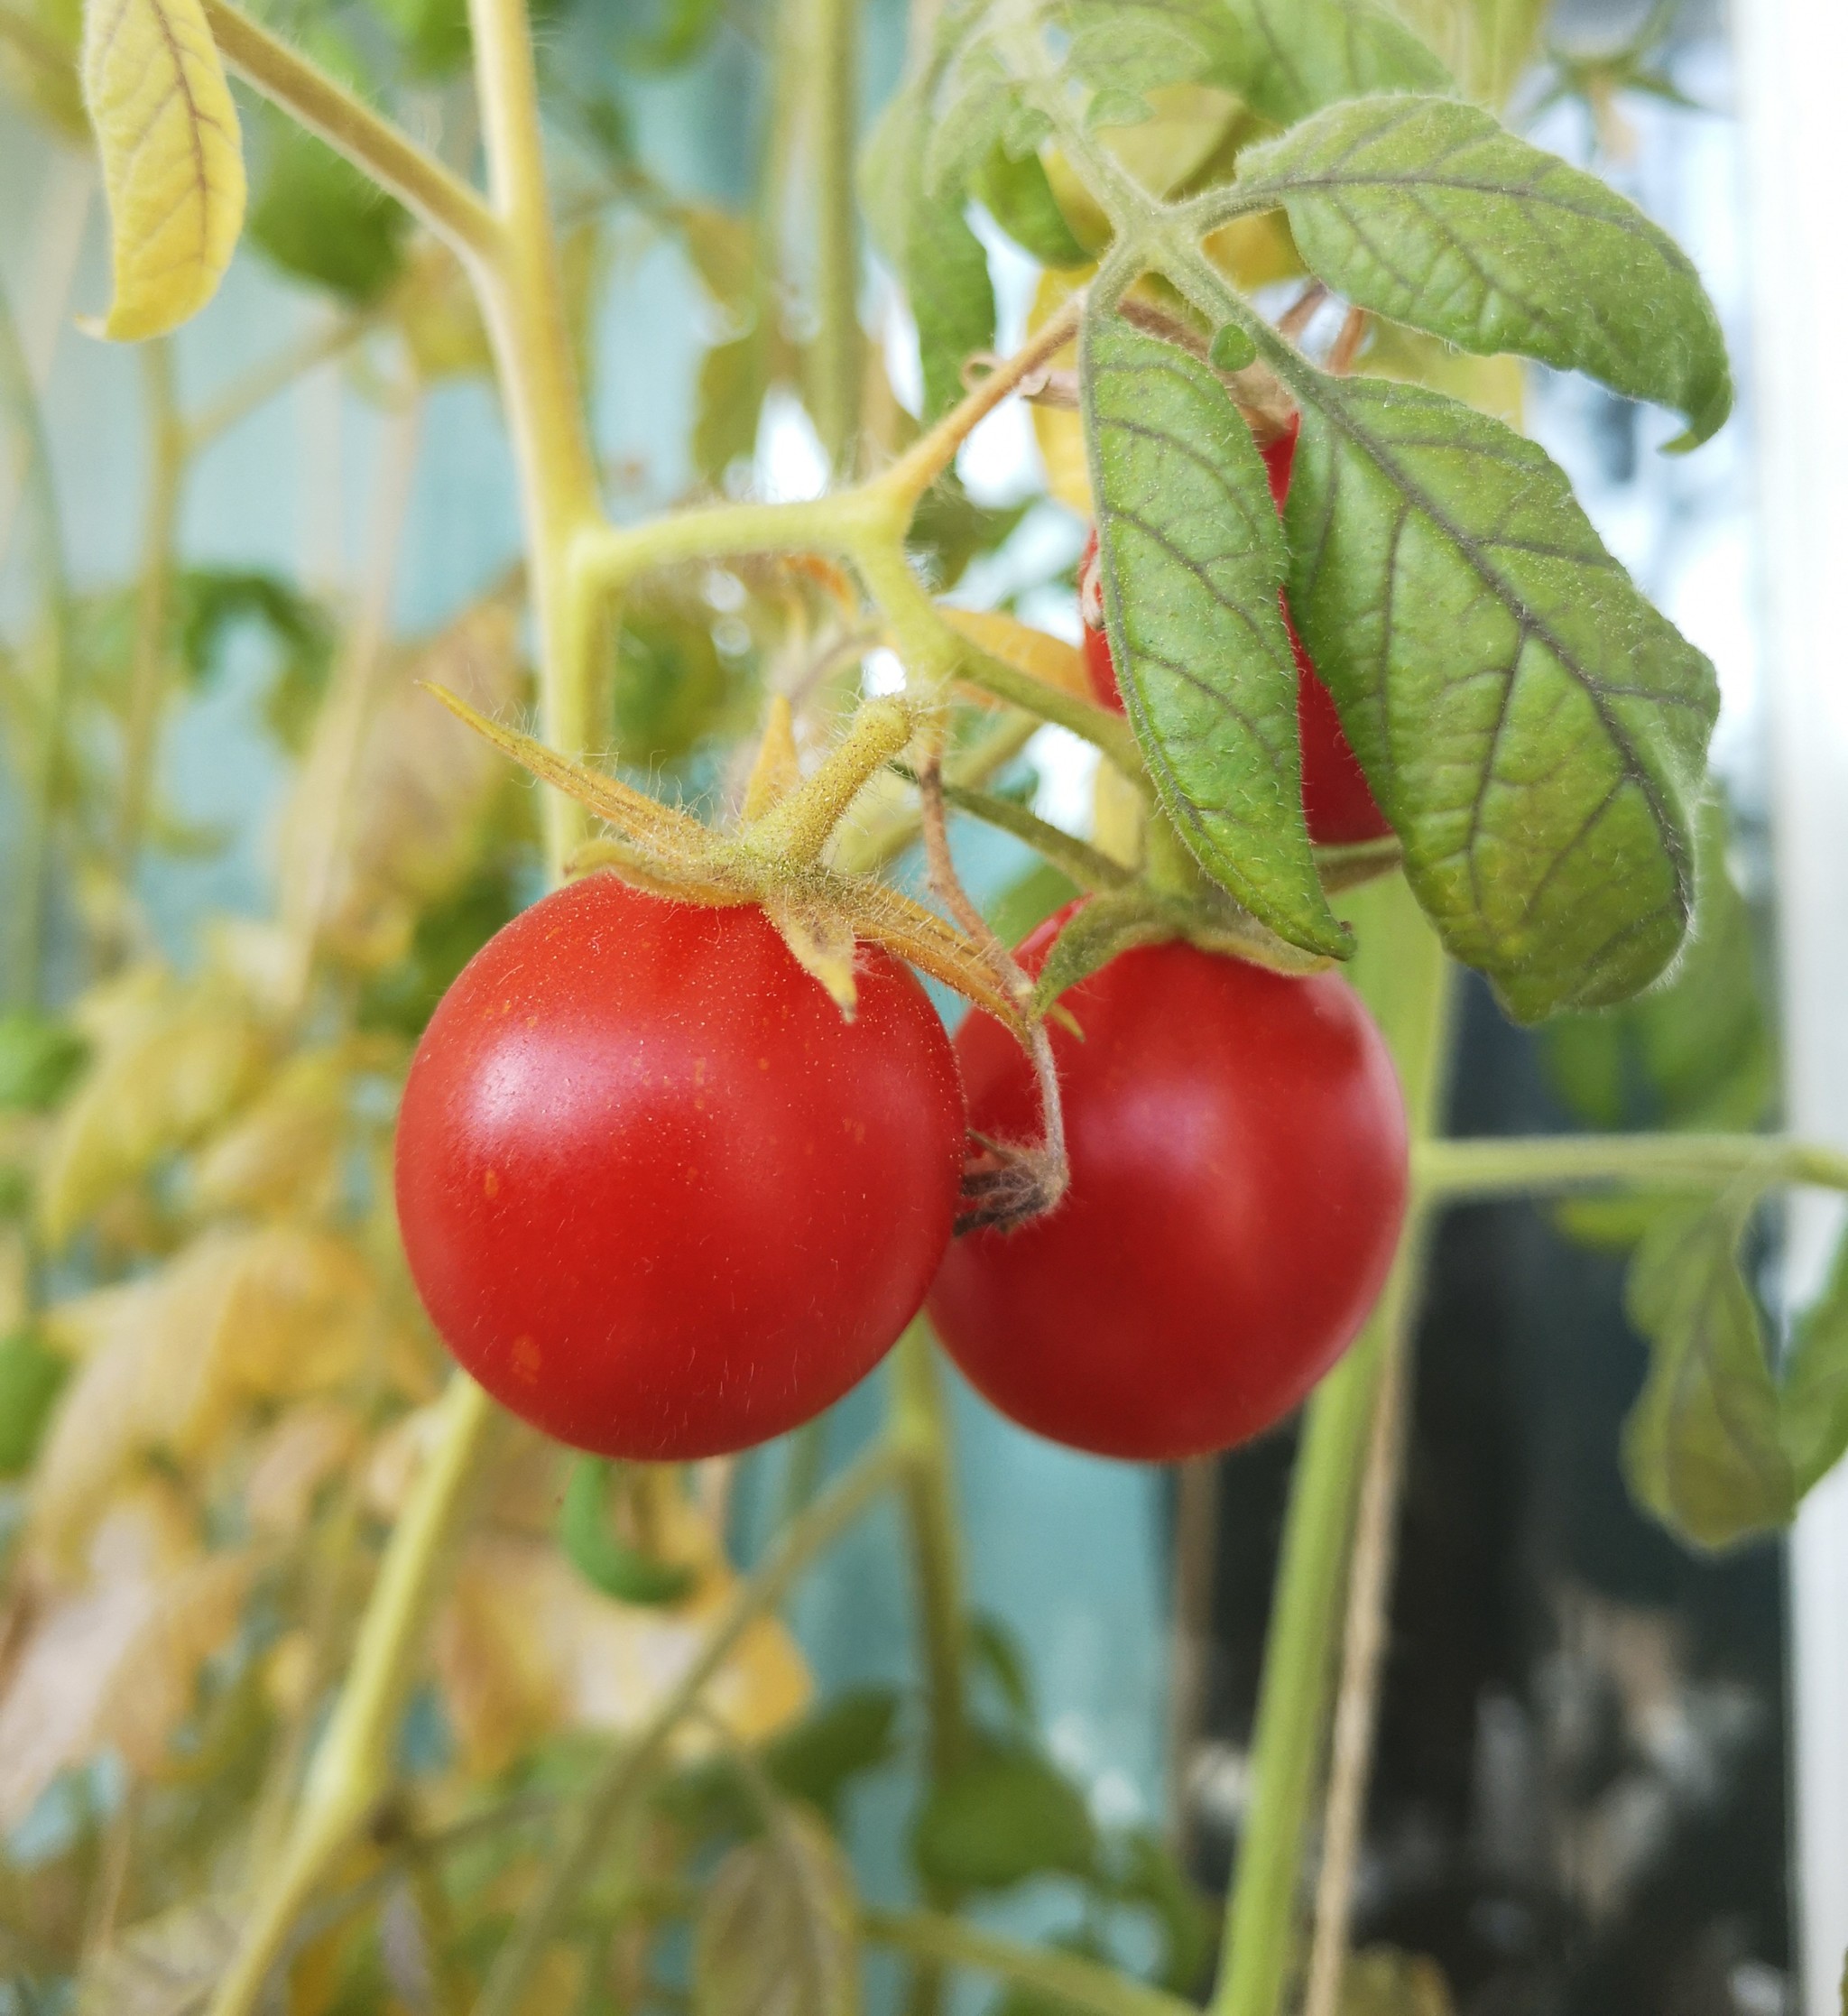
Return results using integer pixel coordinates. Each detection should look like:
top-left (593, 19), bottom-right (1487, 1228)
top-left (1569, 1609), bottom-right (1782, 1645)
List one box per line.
top-left (189, 1044), bottom-right (351, 1219)
top-left (940, 609), bottom-right (1091, 705)
top-left (912, 1738), bottom-right (1096, 1891)
top-left (37, 966), bottom-right (271, 1247)
top-left (1284, 372), bottom-right (1716, 1017)
top-left (435, 1521), bottom-right (811, 1777)
top-left (0, 1485), bottom-right (250, 1826)
top-left (1242, 96), bottom-right (1730, 449)
top-left (694, 1803), bottom-right (861, 2016)
top-left (241, 1401), bottom-right (363, 1537)
top-left (300, 601), bottom-right (526, 974)
top-left (1082, 316), bottom-right (1345, 957)
top-left (32, 1225), bottom-right (380, 1559)
top-left (80, 0), bottom-right (245, 340)
top-left (73, 1898), bottom-right (244, 2016)
top-left (1622, 1198), bottom-right (1795, 1550)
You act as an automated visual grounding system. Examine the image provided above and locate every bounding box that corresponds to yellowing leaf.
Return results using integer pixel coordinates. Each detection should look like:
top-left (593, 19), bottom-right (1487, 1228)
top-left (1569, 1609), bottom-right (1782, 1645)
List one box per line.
top-left (189, 1045), bottom-right (350, 1218)
top-left (0, 1485), bottom-right (249, 1827)
top-left (37, 965), bottom-right (270, 1248)
top-left (292, 602), bottom-right (526, 973)
top-left (939, 607), bottom-right (1091, 703)
top-left (32, 1225), bottom-right (380, 1559)
top-left (694, 1805), bottom-right (862, 2016)
top-left (434, 1524), bottom-right (812, 1776)
top-left (1028, 267), bottom-right (1088, 513)
top-left (74, 1900), bottom-right (244, 2016)
top-left (241, 1401), bottom-right (363, 1537)
top-left (81, 0), bottom-right (245, 341)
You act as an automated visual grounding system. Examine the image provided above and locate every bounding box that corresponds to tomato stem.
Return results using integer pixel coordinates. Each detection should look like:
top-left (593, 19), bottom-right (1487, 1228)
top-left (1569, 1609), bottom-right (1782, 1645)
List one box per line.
top-left (864, 1908), bottom-right (1197, 2016)
top-left (1415, 1131), bottom-right (1848, 1200)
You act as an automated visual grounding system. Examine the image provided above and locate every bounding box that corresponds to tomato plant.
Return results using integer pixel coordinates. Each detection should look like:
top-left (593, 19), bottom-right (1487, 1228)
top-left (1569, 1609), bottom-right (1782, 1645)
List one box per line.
top-left (930, 907), bottom-right (1407, 1460)
top-left (1, 0), bottom-right (1845, 2012)
top-left (395, 874), bottom-right (965, 1457)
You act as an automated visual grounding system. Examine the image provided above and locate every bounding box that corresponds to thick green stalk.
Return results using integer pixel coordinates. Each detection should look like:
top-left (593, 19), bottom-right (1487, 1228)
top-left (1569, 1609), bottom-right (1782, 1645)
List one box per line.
top-left (1416, 1131), bottom-right (1848, 1200)
top-left (892, 1323), bottom-right (969, 1780)
top-left (206, 1376), bottom-right (500, 2016)
top-left (473, 1440), bottom-right (907, 2016)
top-left (1211, 875), bottom-right (1453, 2016)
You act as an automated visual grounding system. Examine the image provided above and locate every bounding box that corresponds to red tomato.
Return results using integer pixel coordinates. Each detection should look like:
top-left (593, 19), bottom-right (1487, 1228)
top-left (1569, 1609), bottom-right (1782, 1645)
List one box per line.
top-left (395, 876), bottom-right (966, 1459)
top-left (1077, 420), bottom-right (1393, 846)
top-left (928, 908), bottom-right (1408, 1461)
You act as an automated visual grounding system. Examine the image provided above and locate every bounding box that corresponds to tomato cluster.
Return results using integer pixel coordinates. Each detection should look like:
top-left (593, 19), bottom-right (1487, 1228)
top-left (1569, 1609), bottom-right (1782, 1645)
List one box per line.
top-left (395, 439), bottom-right (1408, 1465)
top-left (1079, 420), bottom-right (1392, 847)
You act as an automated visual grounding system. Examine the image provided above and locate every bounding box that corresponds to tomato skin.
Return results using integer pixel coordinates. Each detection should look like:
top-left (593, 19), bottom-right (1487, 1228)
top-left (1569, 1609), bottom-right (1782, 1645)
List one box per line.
top-left (394, 876), bottom-right (966, 1459)
top-left (927, 909), bottom-right (1408, 1461)
top-left (1078, 421), bottom-right (1393, 846)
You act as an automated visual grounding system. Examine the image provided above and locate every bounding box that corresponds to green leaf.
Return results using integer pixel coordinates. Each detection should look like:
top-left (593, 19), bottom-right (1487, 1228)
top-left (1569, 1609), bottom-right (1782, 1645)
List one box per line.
top-left (249, 109), bottom-right (409, 305)
top-left (1030, 892), bottom-right (1179, 1013)
top-left (694, 1804), bottom-right (861, 2016)
top-left (764, 1688), bottom-right (901, 1823)
top-left (1104, 1829), bottom-right (1213, 1993)
top-left (0, 1327), bottom-right (69, 1476)
top-left (0, 1008), bottom-right (89, 1112)
top-left (1059, 0), bottom-right (1245, 96)
top-left (912, 1738), bottom-right (1096, 1892)
top-left (985, 862), bottom-right (1080, 948)
top-left (1241, 96), bottom-right (1732, 449)
top-left (695, 331), bottom-right (772, 484)
top-left (1782, 1235), bottom-right (1848, 1498)
top-left (559, 1459), bottom-right (697, 1606)
top-left (372, 0), bottom-right (471, 76)
top-left (975, 147), bottom-right (1090, 269)
top-left (172, 568), bottom-right (338, 746)
top-left (1283, 372), bottom-right (1716, 1017)
top-left (1224, 0), bottom-right (1451, 124)
top-left (1542, 800), bottom-right (1772, 1134)
top-left (909, 475), bottom-right (1030, 589)
top-left (1622, 1198), bottom-right (1795, 1551)
top-left (966, 1612), bottom-right (1037, 1727)
top-left (612, 596), bottom-right (747, 762)
top-left (860, 3), bottom-right (997, 418)
top-left (1082, 316), bottom-right (1347, 958)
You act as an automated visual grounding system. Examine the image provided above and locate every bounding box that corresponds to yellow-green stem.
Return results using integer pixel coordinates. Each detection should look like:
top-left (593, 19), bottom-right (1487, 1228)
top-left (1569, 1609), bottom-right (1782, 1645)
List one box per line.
top-left (468, 0), bottom-right (608, 876)
top-left (1416, 1131), bottom-right (1848, 1201)
top-left (803, 0), bottom-right (864, 467)
top-left (112, 338), bottom-right (185, 887)
top-left (205, 1377), bottom-right (499, 2016)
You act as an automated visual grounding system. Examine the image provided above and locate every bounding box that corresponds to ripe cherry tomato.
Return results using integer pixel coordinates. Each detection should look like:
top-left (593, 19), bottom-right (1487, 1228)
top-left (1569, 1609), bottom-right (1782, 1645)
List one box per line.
top-left (1079, 419), bottom-right (1392, 846)
top-left (928, 907), bottom-right (1408, 1461)
top-left (395, 876), bottom-right (966, 1459)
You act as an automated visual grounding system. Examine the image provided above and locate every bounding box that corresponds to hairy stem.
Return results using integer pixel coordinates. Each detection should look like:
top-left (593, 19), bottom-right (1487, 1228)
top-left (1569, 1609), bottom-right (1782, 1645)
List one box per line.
top-left (1414, 1132), bottom-right (1848, 1201)
top-left (206, 1377), bottom-right (500, 2016)
top-left (200, 1), bottom-right (498, 259)
top-left (474, 1440), bottom-right (908, 2016)
top-left (864, 1910), bottom-right (1197, 2016)
top-left (804, 0), bottom-right (864, 467)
